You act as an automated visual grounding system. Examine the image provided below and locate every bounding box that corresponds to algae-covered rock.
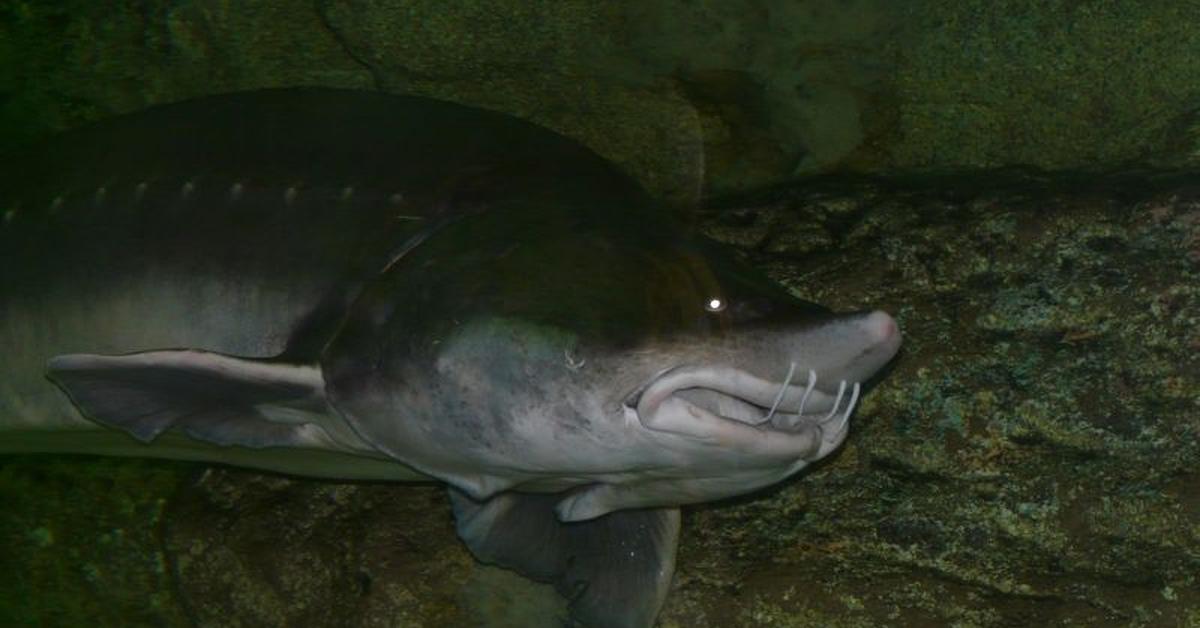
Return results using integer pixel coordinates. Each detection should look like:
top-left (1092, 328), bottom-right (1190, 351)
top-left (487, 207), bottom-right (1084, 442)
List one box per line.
top-left (6, 1), bottom-right (1200, 197)
top-left (0, 457), bottom-right (189, 626)
top-left (0, 0), bottom-right (705, 204)
top-left (163, 469), bottom-right (568, 628)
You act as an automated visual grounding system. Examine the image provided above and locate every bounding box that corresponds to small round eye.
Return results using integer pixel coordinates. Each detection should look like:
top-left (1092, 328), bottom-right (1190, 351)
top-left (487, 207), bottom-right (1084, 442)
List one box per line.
top-left (704, 297), bottom-right (726, 312)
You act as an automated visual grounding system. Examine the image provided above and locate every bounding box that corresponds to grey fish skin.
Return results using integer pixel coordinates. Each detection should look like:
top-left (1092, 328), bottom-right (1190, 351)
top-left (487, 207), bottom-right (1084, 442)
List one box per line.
top-left (0, 88), bottom-right (901, 628)
top-left (0, 88), bottom-right (641, 478)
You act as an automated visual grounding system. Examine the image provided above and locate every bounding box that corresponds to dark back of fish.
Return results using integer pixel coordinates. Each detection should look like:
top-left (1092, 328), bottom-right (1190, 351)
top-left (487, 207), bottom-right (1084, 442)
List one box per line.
top-left (0, 88), bottom-right (645, 437)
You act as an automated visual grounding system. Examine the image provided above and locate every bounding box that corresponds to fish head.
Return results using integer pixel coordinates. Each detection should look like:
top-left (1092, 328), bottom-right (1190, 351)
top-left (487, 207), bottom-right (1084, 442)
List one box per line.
top-left (323, 201), bottom-right (901, 514)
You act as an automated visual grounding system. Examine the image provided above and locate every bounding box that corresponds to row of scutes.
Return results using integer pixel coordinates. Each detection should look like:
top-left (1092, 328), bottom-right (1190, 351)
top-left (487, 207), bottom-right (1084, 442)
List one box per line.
top-left (1, 177), bottom-right (415, 228)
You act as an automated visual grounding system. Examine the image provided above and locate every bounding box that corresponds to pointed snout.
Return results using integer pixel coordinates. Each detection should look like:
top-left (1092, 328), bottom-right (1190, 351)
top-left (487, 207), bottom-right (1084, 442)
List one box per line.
top-left (841, 309), bottom-right (902, 381)
top-left (861, 310), bottom-right (901, 358)
top-left (779, 309), bottom-right (901, 388)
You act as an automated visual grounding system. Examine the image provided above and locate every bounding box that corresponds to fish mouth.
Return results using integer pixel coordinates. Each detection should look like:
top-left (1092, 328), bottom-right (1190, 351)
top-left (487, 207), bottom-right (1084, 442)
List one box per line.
top-left (625, 364), bottom-right (861, 461)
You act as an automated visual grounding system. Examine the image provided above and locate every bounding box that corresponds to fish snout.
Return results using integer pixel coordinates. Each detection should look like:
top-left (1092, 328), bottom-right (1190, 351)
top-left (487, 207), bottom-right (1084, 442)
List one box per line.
top-left (861, 309), bottom-right (901, 357)
top-left (626, 310), bottom-right (901, 462)
top-left (793, 309), bottom-right (902, 386)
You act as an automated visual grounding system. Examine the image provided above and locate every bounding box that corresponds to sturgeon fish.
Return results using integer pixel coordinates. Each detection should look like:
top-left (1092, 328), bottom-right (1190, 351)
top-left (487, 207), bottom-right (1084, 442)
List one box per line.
top-left (0, 88), bottom-right (901, 628)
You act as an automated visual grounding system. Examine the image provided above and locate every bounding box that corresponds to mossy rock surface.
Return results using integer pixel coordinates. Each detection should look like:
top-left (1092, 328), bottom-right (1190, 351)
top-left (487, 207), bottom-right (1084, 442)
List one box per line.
top-left (6, 2), bottom-right (1200, 198)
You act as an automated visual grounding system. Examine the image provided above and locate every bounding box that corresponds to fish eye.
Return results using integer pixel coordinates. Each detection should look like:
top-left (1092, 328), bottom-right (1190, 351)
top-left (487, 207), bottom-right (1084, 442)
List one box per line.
top-left (704, 297), bottom-right (726, 312)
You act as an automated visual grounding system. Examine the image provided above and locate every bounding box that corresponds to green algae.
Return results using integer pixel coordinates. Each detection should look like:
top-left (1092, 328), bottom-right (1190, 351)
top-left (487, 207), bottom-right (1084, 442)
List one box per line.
top-left (0, 456), bottom-right (191, 627)
top-left (8, 2), bottom-right (1200, 197)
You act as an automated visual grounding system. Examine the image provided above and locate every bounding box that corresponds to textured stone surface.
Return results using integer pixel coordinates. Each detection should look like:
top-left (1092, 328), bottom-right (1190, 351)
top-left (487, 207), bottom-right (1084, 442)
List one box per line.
top-left (0, 457), bottom-right (189, 626)
top-left (882, 2), bottom-right (1200, 174)
top-left (6, 1), bottom-right (1200, 197)
top-left (162, 470), bottom-right (565, 627)
top-left (0, 0), bottom-right (705, 204)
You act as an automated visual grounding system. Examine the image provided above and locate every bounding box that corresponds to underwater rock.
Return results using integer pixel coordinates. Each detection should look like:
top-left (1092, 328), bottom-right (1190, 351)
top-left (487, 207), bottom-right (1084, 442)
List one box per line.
top-left (9, 3), bottom-right (1200, 200)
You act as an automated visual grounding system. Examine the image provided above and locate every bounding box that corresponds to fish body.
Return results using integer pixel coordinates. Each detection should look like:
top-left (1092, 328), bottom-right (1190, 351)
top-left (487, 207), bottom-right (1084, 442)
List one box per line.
top-left (0, 89), bottom-right (901, 628)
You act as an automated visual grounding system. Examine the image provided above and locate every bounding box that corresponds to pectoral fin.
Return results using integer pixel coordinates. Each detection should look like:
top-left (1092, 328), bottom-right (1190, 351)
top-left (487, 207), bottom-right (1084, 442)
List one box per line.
top-left (46, 350), bottom-right (332, 449)
top-left (449, 488), bottom-right (680, 628)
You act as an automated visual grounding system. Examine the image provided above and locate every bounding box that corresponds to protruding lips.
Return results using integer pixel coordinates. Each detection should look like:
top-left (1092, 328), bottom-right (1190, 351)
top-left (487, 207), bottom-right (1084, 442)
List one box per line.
top-left (626, 310), bottom-right (901, 462)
